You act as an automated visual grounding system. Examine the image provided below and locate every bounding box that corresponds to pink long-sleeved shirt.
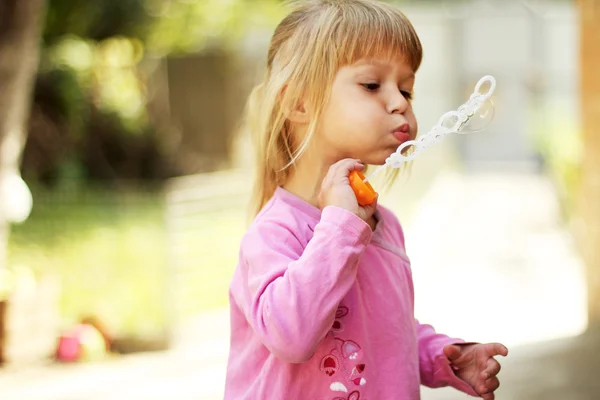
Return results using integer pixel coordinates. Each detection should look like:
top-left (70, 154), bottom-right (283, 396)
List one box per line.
top-left (225, 187), bottom-right (478, 399)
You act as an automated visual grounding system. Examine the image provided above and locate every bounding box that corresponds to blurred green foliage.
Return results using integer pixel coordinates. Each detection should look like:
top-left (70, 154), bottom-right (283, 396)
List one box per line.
top-left (8, 186), bottom-right (166, 336)
top-left (23, 0), bottom-right (285, 185)
top-left (8, 185), bottom-right (245, 338)
top-left (12, 0), bottom-right (283, 343)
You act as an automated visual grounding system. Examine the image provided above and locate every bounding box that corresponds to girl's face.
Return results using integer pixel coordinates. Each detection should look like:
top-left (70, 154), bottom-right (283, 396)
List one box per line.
top-left (316, 56), bottom-right (417, 166)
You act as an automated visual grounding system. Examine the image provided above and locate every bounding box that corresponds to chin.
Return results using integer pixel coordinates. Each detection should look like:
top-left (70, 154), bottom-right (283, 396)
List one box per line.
top-left (352, 147), bottom-right (397, 166)
top-left (360, 155), bottom-right (389, 166)
top-left (370, 160), bottom-right (387, 166)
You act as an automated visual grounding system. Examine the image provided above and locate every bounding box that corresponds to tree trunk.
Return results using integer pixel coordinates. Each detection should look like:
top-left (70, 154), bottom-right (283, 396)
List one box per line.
top-left (579, 0), bottom-right (600, 329)
top-left (0, 0), bottom-right (46, 364)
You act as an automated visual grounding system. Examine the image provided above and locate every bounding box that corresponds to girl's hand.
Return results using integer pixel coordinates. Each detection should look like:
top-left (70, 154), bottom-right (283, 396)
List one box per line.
top-left (318, 158), bottom-right (378, 222)
top-left (444, 342), bottom-right (508, 400)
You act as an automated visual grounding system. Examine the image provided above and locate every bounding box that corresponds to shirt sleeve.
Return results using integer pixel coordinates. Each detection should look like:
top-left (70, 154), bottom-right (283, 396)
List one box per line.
top-left (416, 321), bottom-right (479, 396)
top-left (234, 205), bottom-right (372, 363)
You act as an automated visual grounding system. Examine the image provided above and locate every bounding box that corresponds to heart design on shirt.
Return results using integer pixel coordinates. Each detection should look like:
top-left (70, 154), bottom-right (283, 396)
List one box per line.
top-left (352, 377), bottom-right (367, 386)
top-left (332, 320), bottom-right (343, 332)
top-left (320, 354), bottom-right (339, 377)
top-left (348, 391), bottom-right (361, 400)
top-left (349, 364), bottom-right (366, 384)
top-left (333, 391), bottom-right (360, 400)
top-left (341, 340), bottom-right (361, 360)
top-left (336, 306), bottom-right (349, 319)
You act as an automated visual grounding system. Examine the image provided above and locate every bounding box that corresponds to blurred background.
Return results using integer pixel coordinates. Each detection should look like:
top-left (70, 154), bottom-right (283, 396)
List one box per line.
top-left (0, 0), bottom-right (598, 399)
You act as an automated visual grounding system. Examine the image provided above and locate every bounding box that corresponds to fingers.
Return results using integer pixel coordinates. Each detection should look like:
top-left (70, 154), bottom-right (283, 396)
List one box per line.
top-left (485, 343), bottom-right (508, 357)
top-left (319, 158), bottom-right (368, 216)
top-left (479, 359), bottom-right (501, 400)
top-left (443, 344), bottom-right (463, 363)
top-left (485, 376), bottom-right (500, 392)
top-left (326, 158), bottom-right (364, 177)
top-left (333, 158), bottom-right (364, 180)
top-left (479, 376), bottom-right (500, 399)
top-left (444, 343), bottom-right (505, 399)
top-left (481, 358), bottom-right (501, 380)
top-left (362, 193), bottom-right (378, 211)
top-left (321, 159), bottom-right (361, 191)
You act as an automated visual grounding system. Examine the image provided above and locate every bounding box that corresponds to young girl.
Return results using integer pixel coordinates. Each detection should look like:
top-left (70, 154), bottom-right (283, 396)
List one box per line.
top-left (225, 0), bottom-right (508, 399)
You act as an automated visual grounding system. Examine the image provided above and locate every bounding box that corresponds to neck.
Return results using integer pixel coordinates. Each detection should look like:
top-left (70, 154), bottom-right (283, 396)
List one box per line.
top-left (282, 148), bottom-right (333, 208)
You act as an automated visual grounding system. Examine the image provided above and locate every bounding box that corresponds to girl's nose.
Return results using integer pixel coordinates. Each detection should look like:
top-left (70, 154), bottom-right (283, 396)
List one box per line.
top-left (386, 90), bottom-right (409, 114)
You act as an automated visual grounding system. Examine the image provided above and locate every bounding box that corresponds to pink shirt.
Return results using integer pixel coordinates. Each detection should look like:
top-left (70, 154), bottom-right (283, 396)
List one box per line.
top-left (225, 187), bottom-right (478, 399)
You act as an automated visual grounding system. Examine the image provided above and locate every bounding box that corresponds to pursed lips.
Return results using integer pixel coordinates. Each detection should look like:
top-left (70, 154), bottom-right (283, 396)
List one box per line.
top-left (392, 123), bottom-right (410, 143)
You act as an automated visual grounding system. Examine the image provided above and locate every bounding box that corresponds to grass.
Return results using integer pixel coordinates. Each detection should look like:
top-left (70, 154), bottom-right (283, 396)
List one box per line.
top-left (167, 207), bottom-right (246, 318)
top-left (6, 183), bottom-right (245, 339)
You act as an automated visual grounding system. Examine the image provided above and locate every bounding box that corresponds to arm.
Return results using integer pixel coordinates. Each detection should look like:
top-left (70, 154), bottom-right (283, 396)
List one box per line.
top-left (416, 321), bottom-right (479, 396)
top-left (235, 206), bottom-right (372, 363)
top-left (378, 209), bottom-right (478, 395)
top-left (376, 207), bottom-right (486, 396)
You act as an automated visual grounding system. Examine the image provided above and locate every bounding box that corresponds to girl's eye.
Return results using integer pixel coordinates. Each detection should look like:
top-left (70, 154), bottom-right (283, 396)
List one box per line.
top-left (401, 91), bottom-right (413, 100)
top-left (361, 83), bottom-right (380, 91)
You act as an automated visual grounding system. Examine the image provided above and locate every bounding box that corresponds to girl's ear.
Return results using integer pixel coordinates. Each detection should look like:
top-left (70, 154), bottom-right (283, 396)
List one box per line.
top-left (280, 85), bottom-right (311, 125)
top-left (288, 99), bottom-right (310, 124)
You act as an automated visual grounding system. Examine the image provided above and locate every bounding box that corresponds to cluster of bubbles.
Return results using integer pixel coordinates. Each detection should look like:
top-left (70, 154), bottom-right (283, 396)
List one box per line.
top-left (365, 75), bottom-right (497, 181)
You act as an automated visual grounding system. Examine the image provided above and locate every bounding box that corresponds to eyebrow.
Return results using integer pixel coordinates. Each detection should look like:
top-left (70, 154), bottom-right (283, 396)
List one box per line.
top-left (353, 59), bottom-right (415, 80)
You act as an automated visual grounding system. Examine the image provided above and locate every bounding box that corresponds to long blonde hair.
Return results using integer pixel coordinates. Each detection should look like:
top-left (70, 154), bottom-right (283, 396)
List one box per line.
top-left (246, 0), bottom-right (423, 216)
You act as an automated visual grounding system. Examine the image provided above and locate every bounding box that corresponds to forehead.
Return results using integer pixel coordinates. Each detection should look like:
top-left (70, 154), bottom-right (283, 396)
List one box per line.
top-left (345, 57), bottom-right (416, 79)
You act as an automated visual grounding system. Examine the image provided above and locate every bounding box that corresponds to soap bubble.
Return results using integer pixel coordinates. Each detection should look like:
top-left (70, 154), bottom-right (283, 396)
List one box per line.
top-left (457, 99), bottom-right (495, 133)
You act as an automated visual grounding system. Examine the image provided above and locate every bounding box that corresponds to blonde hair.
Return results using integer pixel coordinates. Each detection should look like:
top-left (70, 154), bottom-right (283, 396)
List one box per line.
top-left (246, 0), bottom-right (423, 216)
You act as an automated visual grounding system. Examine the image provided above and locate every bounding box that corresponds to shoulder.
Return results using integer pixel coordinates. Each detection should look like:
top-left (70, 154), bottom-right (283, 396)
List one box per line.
top-left (240, 195), bottom-right (313, 261)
